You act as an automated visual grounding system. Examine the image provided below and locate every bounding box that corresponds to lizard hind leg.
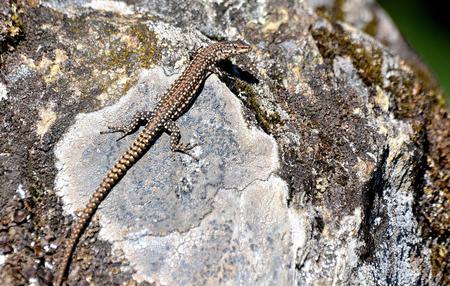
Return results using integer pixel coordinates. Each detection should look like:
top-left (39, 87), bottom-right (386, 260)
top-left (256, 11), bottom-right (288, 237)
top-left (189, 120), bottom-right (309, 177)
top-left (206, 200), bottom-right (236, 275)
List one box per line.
top-left (163, 120), bottom-right (197, 156)
top-left (100, 111), bottom-right (154, 141)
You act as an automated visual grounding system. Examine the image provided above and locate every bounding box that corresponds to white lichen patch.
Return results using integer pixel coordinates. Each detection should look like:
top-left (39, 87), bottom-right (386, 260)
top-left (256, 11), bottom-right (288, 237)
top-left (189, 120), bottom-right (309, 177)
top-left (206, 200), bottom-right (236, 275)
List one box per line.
top-left (0, 82), bottom-right (7, 101)
top-left (16, 184), bottom-right (26, 199)
top-left (111, 176), bottom-right (294, 285)
top-left (288, 207), bottom-right (308, 277)
top-left (54, 66), bottom-right (300, 284)
top-left (298, 207), bottom-right (364, 285)
top-left (36, 104), bottom-right (57, 136)
top-left (385, 123), bottom-right (413, 164)
top-left (0, 254), bottom-right (6, 266)
top-left (84, 0), bottom-right (134, 15)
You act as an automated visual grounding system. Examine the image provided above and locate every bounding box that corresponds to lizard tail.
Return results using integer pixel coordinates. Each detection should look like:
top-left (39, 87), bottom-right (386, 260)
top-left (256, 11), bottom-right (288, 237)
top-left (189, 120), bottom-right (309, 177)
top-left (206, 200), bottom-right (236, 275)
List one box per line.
top-left (54, 129), bottom-right (154, 286)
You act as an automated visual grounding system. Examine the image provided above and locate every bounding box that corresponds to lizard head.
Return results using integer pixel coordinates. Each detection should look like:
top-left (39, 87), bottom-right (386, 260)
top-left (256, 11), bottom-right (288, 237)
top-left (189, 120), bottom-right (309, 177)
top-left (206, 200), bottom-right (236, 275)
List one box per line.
top-left (216, 40), bottom-right (252, 59)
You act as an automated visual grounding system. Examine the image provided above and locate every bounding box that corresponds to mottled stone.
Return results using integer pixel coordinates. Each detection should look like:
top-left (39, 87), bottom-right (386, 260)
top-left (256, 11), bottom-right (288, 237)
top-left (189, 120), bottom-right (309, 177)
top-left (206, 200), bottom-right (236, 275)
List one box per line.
top-left (0, 0), bottom-right (447, 285)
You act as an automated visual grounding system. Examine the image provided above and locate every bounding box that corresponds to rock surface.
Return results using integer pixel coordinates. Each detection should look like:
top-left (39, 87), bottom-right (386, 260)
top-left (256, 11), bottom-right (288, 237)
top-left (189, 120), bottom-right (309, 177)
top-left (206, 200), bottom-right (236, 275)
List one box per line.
top-left (0, 0), bottom-right (448, 285)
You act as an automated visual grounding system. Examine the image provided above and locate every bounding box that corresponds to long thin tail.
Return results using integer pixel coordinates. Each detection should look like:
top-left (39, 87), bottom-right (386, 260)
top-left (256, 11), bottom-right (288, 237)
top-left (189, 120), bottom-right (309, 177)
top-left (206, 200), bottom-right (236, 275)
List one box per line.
top-left (55, 129), bottom-right (154, 285)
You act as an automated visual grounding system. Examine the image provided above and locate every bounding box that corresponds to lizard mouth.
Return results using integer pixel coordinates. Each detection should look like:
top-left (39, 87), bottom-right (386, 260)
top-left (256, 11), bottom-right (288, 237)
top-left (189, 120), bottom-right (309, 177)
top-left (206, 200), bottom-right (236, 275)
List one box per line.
top-left (231, 40), bottom-right (252, 54)
top-left (239, 45), bottom-right (252, 53)
top-left (237, 44), bottom-right (252, 54)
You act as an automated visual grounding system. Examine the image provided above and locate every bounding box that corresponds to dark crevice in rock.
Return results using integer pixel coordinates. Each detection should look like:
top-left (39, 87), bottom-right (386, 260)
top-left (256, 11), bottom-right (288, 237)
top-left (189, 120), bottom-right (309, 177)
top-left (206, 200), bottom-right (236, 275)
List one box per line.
top-left (358, 147), bottom-right (389, 262)
top-left (218, 60), bottom-right (283, 136)
top-left (280, 147), bottom-right (315, 209)
top-left (312, 213), bottom-right (325, 241)
top-left (217, 59), bottom-right (259, 86)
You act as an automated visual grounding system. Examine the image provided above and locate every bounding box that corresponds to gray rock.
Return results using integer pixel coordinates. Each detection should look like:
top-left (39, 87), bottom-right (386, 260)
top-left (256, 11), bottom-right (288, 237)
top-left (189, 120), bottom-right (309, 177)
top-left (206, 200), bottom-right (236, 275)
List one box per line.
top-left (0, 0), bottom-right (447, 285)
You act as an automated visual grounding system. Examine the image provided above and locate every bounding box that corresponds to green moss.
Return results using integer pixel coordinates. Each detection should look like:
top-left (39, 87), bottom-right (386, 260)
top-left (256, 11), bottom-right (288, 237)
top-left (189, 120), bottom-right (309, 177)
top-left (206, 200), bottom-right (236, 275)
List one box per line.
top-left (314, 0), bottom-right (345, 22)
top-left (64, 17), bottom-right (161, 77)
top-left (0, 1), bottom-right (25, 56)
top-left (315, 6), bottom-right (332, 21)
top-left (333, 0), bottom-right (346, 21)
top-left (69, 19), bottom-right (160, 101)
top-left (314, 2), bottom-right (380, 45)
top-left (131, 25), bottom-right (160, 69)
top-left (102, 23), bottom-right (160, 72)
top-left (311, 24), bottom-right (384, 87)
top-left (431, 243), bottom-right (449, 283)
top-left (363, 15), bottom-right (379, 37)
top-left (385, 73), bottom-right (419, 119)
top-left (99, 23), bottom-right (160, 98)
top-left (122, 77), bottom-right (137, 94)
top-left (233, 79), bottom-right (282, 134)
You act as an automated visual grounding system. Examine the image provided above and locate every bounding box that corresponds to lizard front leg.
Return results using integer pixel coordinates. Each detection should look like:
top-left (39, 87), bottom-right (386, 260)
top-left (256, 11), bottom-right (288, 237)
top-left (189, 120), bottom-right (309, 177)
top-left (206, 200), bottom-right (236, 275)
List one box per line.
top-left (207, 65), bottom-right (225, 78)
top-left (101, 111), bottom-right (154, 141)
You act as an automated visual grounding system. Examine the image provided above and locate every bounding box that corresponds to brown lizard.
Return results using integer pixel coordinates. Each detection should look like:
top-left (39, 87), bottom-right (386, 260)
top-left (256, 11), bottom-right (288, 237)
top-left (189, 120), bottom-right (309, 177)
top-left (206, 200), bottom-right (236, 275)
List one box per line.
top-left (55, 40), bottom-right (252, 285)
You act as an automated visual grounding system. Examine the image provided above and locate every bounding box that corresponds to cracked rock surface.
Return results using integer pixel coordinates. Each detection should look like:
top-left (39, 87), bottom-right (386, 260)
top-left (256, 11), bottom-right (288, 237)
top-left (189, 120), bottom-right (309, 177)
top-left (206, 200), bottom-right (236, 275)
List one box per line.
top-left (0, 0), bottom-right (448, 285)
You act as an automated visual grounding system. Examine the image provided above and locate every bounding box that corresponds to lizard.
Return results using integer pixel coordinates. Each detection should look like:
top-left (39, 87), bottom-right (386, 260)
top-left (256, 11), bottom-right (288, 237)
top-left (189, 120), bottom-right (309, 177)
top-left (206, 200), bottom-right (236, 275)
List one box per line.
top-left (54, 40), bottom-right (252, 286)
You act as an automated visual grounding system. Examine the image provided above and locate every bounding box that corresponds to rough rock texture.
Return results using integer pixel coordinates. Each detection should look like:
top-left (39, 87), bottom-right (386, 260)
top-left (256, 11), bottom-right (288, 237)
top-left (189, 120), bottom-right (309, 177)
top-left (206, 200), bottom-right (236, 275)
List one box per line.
top-left (0, 0), bottom-right (448, 285)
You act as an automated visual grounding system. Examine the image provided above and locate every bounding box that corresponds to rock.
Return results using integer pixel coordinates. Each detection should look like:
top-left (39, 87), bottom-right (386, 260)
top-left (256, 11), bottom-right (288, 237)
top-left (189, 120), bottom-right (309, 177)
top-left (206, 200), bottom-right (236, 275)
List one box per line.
top-left (0, 0), bottom-right (25, 54)
top-left (13, 209), bottom-right (27, 224)
top-left (0, 0), bottom-right (447, 285)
